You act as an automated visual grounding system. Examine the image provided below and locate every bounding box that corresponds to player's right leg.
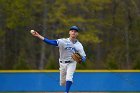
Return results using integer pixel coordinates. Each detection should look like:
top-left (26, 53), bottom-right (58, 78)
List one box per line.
top-left (59, 63), bottom-right (67, 86)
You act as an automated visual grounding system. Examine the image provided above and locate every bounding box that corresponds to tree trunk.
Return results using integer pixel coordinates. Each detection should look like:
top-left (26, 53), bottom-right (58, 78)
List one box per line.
top-left (39, 0), bottom-right (47, 70)
top-left (124, 0), bottom-right (133, 69)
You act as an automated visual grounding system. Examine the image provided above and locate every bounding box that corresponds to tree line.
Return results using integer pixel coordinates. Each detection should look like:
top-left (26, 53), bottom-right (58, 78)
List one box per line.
top-left (0, 0), bottom-right (140, 70)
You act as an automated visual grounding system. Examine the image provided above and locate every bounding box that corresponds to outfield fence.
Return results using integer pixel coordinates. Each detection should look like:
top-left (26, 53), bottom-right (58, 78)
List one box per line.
top-left (0, 70), bottom-right (140, 92)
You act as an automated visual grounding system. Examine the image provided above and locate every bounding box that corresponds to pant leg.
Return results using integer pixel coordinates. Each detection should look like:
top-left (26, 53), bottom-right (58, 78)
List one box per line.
top-left (66, 61), bottom-right (77, 82)
top-left (59, 63), bottom-right (67, 86)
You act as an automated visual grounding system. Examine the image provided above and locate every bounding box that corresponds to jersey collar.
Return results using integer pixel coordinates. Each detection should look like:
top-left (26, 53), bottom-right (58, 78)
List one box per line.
top-left (68, 38), bottom-right (78, 44)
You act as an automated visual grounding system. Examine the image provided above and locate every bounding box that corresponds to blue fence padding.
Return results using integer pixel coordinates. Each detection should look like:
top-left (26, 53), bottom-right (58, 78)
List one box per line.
top-left (0, 72), bottom-right (140, 92)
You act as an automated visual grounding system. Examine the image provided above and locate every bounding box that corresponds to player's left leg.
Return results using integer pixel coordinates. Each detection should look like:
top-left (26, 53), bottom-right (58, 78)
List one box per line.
top-left (65, 61), bottom-right (77, 93)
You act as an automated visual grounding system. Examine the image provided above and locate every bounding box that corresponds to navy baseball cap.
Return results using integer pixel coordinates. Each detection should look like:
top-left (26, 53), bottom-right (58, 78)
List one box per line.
top-left (69, 26), bottom-right (79, 32)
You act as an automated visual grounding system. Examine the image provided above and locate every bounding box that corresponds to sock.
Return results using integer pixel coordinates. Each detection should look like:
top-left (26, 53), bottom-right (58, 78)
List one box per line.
top-left (65, 81), bottom-right (72, 93)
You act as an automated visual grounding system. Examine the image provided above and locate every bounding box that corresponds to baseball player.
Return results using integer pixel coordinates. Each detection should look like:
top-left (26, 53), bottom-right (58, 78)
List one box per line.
top-left (31, 26), bottom-right (86, 93)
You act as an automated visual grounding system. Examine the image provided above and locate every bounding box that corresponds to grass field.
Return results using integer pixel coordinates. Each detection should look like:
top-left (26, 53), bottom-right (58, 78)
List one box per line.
top-left (0, 92), bottom-right (140, 93)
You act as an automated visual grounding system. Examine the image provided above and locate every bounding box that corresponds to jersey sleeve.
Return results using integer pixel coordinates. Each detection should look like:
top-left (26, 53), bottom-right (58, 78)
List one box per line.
top-left (78, 43), bottom-right (86, 57)
top-left (43, 38), bottom-right (58, 46)
top-left (56, 38), bottom-right (64, 47)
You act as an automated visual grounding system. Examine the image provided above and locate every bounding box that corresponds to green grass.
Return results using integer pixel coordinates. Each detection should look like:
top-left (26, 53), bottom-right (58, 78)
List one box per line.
top-left (0, 92), bottom-right (140, 93)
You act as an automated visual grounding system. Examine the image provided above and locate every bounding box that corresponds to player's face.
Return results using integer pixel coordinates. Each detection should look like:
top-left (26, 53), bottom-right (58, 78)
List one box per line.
top-left (69, 30), bottom-right (78, 38)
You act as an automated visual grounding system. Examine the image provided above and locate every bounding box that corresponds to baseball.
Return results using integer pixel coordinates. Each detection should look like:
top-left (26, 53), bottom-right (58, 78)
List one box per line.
top-left (30, 30), bottom-right (35, 33)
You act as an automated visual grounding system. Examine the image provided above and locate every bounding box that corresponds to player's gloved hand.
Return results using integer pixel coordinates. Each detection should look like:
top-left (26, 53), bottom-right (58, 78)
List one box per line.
top-left (72, 53), bottom-right (86, 64)
top-left (71, 53), bottom-right (82, 63)
top-left (81, 56), bottom-right (86, 63)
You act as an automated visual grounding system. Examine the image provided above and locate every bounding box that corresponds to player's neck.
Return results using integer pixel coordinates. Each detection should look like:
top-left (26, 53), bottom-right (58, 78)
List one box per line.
top-left (69, 37), bottom-right (77, 43)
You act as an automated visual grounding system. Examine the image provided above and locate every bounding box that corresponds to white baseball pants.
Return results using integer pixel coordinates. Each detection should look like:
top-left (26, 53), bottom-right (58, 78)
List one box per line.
top-left (59, 61), bottom-right (77, 86)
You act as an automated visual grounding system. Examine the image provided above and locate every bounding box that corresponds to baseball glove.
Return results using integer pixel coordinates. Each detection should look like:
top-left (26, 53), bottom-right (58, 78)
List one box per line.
top-left (71, 53), bottom-right (82, 63)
